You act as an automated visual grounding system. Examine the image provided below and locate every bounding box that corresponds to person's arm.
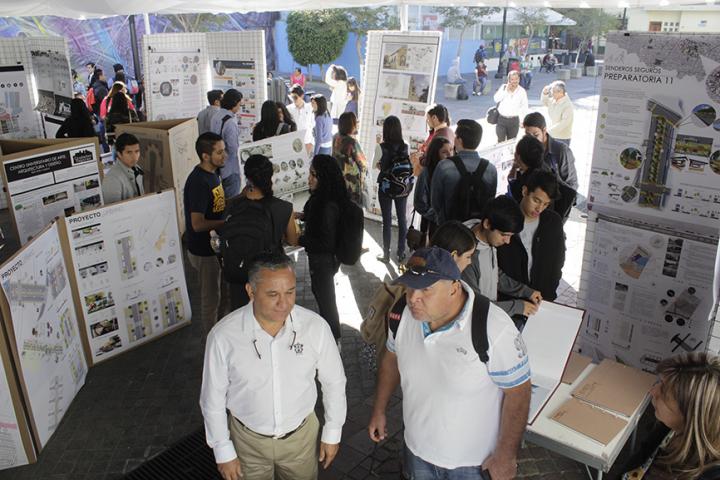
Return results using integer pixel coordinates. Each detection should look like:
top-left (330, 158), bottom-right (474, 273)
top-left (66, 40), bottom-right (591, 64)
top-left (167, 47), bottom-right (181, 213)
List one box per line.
top-left (55, 119), bottom-right (69, 138)
top-left (429, 162), bottom-right (447, 225)
top-left (519, 88), bottom-right (529, 117)
top-left (493, 84), bottom-right (507, 103)
top-left (373, 144), bottom-right (383, 170)
top-left (316, 319), bottom-right (347, 469)
top-left (324, 66), bottom-right (337, 88)
top-left (283, 215), bottom-right (299, 246)
top-left (498, 270), bottom-right (536, 300)
top-left (101, 174), bottom-right (123, 204)
top-left (191, 212), bottom-right (225, 233)
top-left (413, 169), bottom-right (432, 218)
top-left (367, 347), bottom-right (400, 442)
top-left (540, 89), bottom-right (551, 106)
top-left (561, 144), bottom-right (578, 191)
top-left (224, 122), bottom-right (240, 170)
top-left (460, 253), bottom-right (481, 292)
top-left (354, 141), bottom-right (367, 172)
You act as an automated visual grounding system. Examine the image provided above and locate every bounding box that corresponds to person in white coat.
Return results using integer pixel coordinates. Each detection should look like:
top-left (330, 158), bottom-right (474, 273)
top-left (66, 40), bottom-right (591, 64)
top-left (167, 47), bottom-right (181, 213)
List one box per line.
top-left (325, 65), bottom-right (348, 121)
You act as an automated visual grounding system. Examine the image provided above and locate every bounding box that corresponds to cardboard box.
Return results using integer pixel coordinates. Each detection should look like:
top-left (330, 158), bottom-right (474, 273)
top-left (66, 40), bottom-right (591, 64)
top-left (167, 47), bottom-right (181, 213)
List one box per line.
top-left (115, 119), bottom-right (200, 234)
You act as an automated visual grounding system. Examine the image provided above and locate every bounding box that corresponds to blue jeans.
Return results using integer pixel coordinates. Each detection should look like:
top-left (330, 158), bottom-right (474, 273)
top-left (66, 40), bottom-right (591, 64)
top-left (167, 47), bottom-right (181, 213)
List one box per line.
top-left (404, 446), bottom-right (487, 480)
top-left (316, 146), bottom-right (331, 156)
top-left (222, 173), bottom-right (241, 200)
top-left (378, 192), bottom-right (407, 258)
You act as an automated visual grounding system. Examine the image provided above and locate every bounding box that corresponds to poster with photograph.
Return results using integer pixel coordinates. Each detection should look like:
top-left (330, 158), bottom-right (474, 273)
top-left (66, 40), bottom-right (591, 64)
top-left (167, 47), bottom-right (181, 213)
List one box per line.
top-left (3, 143), bottom-right (103, 245)
top-left (29, 50), bottom-right (71, 118)
top-left (148, 51), bottom-right (204, 121)
top-left (64, 191), bottom-right (191, 364)
top-left (588, 32), bottom-right (720, 230)
top-left (577, 215), bottom-right (717, 372)
top-left (237, 130), bottom-right (310, 195)
top-left (0, 66), bottom-right (41, 139)
top-left (212, 59), bottom-right (258, 142)
top-left (0, 222), bottom-right (87, 449)
top-left (480, 139), bottom-right (516, 197)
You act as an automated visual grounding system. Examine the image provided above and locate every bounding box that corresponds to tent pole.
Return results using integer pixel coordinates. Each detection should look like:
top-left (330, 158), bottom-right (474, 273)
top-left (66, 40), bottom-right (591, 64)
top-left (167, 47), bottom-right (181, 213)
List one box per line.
top-left (400, 4), bottom-right (409, 32)
top-left (128, 15), bottom-right (142, 79)
top-left (143, 13), bottom-right (152, 34)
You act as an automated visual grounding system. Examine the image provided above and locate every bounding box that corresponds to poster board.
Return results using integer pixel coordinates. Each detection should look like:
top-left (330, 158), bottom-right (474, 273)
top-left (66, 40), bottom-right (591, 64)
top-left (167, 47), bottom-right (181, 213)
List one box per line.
top-left (358, 31), bottom-right (442, 217)
top-left (577, 213), bottom-right (717, 370)
top-left (62, 190), bottom-right (191, 365)
top-left (0, 222), bottom-right (87, 451)
top-left (115, 118), bottom-right (199, 234)
top-left (207, 31), bottom-right (267, 144)
top-left (522, 302), bottom-right (584, 423)
top-left (0, 65), bottom-right (39, 140)
top-left (480, 139), bottom-right (516, 197)
top-left (237, 130), bottom-right (311, 195)
top-left (588, 32), bottom-right (720, 233)
top-left (0, 138), bottom-right (103, 245)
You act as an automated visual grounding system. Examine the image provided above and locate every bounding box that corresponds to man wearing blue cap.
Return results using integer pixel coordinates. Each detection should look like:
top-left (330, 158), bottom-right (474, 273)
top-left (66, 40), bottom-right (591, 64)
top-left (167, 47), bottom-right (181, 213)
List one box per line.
top-left (368, 247), bottom-right (531, 480)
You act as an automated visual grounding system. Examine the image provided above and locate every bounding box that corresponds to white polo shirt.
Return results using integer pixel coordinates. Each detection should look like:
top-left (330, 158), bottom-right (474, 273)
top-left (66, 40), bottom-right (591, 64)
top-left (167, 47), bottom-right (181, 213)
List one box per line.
top-left (387, 282), bottom-right (530, 469)
top-left (288, 101), bottom-right (314, 145)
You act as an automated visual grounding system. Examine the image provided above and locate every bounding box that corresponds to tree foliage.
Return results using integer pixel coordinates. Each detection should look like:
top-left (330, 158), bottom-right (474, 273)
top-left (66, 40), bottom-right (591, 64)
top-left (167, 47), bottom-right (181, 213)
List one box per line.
top-left (347, 7), bottom-right (400, 66)
top-left (559, 8), bottom-right (620, 53)
top-left (287, 10), bottom-right (350, 79)
top-left (435, 7), bottom-right (501, 58)
top-left (513, 8), bottom-right (549, 55)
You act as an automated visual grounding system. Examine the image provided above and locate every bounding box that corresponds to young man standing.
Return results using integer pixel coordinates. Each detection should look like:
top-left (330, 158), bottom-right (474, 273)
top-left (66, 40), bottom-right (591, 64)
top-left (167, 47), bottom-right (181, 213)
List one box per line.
top-left (101, 133), bottom-right (144, 204)
top-left (198, 90), bottom-right (223, 135)
top-left (463, 196), bottom-right (543, 318)
top-left (522, 112), bottom-right (578, 190)
top-left (210, 88), bottom-right (243, 199)
top-left (184, 132), bottom-right (227, 335)
top-left (497, 170), bottom-right (565, 305)
top-left (287, 85), bottom-right (314, 154)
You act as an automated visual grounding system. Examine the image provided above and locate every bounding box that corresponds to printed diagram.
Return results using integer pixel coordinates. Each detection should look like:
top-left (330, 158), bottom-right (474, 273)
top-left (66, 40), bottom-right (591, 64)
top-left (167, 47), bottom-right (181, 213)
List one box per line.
top-left (125, 300), bottom-right (152, 342)
top-left (116, 236), bottom-right (137, 280)
top-left (638, 99), bottom-right (681, 209)
top-left (47, 376), bottom-right (63, 434)
top-left (663, 287), bottom-right (701, 327)
top-left (159, 288), bottom-right (185, 328)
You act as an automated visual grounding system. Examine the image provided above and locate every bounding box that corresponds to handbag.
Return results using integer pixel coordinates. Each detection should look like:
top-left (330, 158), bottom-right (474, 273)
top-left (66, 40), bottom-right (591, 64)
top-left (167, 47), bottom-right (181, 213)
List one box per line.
top-left (486, 103), bottom-right (500, 125)
top-left (406, 210), bottom-right (427, 251)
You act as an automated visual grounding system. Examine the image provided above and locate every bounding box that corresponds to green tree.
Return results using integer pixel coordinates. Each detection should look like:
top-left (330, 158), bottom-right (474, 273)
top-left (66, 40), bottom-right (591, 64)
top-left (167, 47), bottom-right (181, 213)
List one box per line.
top-left (558, 8), bottom-right (620, 65)
top-left (513, 8), bottom-right (549, 55)
top-left (347, 7), bottom-right (400, 67)
top-left (287, 10), bottom-right (350, 80)
top-left (435, 7), bottom-right (501, 59)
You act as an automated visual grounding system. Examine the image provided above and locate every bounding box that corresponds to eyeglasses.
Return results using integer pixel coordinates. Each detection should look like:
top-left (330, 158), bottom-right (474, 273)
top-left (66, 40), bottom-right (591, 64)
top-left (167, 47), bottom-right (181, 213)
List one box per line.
top-left (252, 314), bottom-right (297, 360)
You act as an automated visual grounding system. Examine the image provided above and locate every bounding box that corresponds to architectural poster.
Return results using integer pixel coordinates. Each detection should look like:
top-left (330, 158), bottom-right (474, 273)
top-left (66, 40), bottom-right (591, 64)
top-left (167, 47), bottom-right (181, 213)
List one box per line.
top-left (147, 50), bottom-right (204, 121)
top-left (29, 50), bottom-right (71, 117)
top-left (577, 214), bottom-right (717, 372)
top-left (0, 353), bottom-right (31, 469)
top-left (0, 222), bottom-right (87, 449)
top-left (0, 66), bottom-right (39, 139)
top-left (212, 59), bottom-right (257, 142)
top-left (64, 191), bottom-right (191, 364)
top-left (3, 143), bottom-right (103, 245)
top-left (237, 130), bottom-right (310, 195)
top-left (589, 32), bottom-right (720, 230)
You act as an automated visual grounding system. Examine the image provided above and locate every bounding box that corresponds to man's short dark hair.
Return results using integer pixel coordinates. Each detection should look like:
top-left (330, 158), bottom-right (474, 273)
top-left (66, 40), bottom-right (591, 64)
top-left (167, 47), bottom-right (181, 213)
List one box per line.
top-left (524, 169), bottom-right (560, 200)
top-left (426, 104), bottom-right (449, 124)
top-left (455, 119), bottom-right (482, 150)
top-left (247, 252), bottom-right (296, 289)
top-left (115, 133), bottom-right (140, 154)
top-left (482, 195), bottom-right (524, 233)
top-left (515, 135), bottom-right (545, 170)
top-left (195, 132), bottom-right (223, 160)
top-left (207, 90), bottom-right (223, 105)
top-left (85, 62), bottom-right (95, 68)
top-left (290, 85), bottom-right (304, 97)
top-left (523, 112), bottom-right (547, 130)
top-left (220, 88), bottom-right (243, 110)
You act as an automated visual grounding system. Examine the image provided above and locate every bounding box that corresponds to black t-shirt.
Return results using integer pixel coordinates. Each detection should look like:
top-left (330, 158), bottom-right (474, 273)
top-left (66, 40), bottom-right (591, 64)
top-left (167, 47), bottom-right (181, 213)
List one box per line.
top-left (184, 165), bottom-right (225, 256)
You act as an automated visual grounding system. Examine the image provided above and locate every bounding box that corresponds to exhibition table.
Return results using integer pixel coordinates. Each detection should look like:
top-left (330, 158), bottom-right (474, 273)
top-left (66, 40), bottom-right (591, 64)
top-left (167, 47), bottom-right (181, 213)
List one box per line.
top-left (525, 363), bottom-right (651, 480)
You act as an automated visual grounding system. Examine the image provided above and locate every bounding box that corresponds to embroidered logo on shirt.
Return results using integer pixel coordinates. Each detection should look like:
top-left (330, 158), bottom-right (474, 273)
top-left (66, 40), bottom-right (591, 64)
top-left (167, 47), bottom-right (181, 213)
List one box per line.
top-left (293, 343), bottom-right (304, 355)
top-left (514, 335), bottom-right (528, 359)
top-left (456, 347), bottom-right (468, 355)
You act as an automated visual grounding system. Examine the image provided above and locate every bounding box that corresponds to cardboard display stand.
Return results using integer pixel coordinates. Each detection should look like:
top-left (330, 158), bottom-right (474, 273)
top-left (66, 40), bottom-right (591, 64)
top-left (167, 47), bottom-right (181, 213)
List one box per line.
top-left (115, 119), bottom-right (199, 234)
top-left (0, 138), bottom-right (103, 246)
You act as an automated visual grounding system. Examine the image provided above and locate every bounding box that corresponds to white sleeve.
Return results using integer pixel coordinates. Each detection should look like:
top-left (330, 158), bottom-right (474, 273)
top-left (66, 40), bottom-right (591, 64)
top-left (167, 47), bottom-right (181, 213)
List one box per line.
top-left (199, 335), bottom-right (237, 463)
top-left (487, 325), bottom-right (531, 389)
top-left (316, 320), bottom-right (347, 444)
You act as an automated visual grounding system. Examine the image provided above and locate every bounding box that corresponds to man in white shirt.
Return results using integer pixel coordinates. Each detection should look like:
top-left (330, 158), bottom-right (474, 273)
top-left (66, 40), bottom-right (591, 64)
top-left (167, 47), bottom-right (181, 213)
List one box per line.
top-left (368, 247), bottom-right (531, 480)
top-left (493, 70), bottom-right (528, 143)
top-left (197, 90), bottom-right (223, 134)
top-left (287, 85), bottom-right (314, 154)
top-left (200, 252), bottom-right (347, 480)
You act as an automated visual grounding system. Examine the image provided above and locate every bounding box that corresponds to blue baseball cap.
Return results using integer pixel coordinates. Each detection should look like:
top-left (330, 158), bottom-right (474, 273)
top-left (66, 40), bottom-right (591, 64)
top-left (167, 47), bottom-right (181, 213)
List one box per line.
top-left (395, 247), bottom-right (461, 289)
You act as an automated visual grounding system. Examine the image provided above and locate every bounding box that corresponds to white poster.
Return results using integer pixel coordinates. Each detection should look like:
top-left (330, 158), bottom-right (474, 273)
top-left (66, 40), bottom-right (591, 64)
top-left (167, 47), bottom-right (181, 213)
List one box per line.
top-left (148, 51), bottom-right (204, 121)
top-left (480, 139), bottom-right (516, 197)
top-left (237, 130), bottom-right (311, 196)
top-left (0, 356), bottom-right (30, 469)
top-left (30, 50), bottom-right (71, 118)
top-left (65, 191), bottom-right (191, 364)
top-left (577, 215), bottom-right (717, 371)
top-left (3, 143), bottom-right (103, 245)
top-left (589, 32), bottom-right (720, 230)
top-left (212, 59), bottom-right (258, 143)
top-left (0, 223), bottom-right (87, 448)
top-left (0, 66), bottom-right (40, 139)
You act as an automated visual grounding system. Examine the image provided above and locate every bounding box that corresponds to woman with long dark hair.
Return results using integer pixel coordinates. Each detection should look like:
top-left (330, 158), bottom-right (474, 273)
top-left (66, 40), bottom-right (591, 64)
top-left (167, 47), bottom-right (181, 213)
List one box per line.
top-left (311, 94), bottom-right (333, 155)
top-left (374, 115), bottom-right (409, 262)
top-left (56, 98), bottom-right (95, 139)
top-left (276, 101), bottom-right (297, 132)
top-left (413, 136), bottom-right (453, 241)
top-left (252, 100), bottom-right (290, 141)
top-left (332, 112), bottom-right (366, 205)
top-left (344, 77), bottom-right (361, 116)
top-left (298, 155), bottom-right (349, 342)
top-left (105, 91), bottom-right (139, 145)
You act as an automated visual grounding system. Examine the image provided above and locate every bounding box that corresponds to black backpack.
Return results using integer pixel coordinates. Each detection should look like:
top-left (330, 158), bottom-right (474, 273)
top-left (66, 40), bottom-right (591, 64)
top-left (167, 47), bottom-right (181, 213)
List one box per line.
top-left (219, 198), bottom-right (278, 283)
top-left (335, 200), bottom-right (364, 265)
top-left (449, 156), bottom-right (492, 222)
top-left (388, 292), bottom-right (491, 363)
top-left (456, 83), bottom-right (469, 100)
top-left (379, 148), bottom-right (414, 199)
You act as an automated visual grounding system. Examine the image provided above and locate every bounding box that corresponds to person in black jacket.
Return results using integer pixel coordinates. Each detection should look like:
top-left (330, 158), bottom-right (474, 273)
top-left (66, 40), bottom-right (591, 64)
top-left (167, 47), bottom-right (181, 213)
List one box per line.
top-left (507, 134), bottom-right (545, 202)
top-left (374, 115), bottom-right (409, 263)
top-left (56, 98), bottom-right (95, 139)
top-left (252, 100), bottom-right (290, 141)
top-left (497, 170), bottom-right (565, 306)
top-left (298, 155), bottom-right (349, 341)
top-left (522, 112), bottom-right (578, 190)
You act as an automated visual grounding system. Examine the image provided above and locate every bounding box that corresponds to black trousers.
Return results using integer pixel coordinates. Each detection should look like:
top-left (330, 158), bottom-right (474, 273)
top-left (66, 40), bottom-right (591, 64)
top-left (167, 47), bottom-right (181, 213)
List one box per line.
top-left (308, 253), bottom-right (341, 339)
top-left (496, 114), bottom-right (519, 143)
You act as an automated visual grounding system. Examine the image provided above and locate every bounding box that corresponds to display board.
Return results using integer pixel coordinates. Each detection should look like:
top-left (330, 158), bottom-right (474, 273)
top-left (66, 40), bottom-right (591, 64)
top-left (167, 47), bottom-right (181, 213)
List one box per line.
top-left (207, 31), bottom-right (267, 144)
top-left (237, 130), bottom-right (310, 195)
top-left (0, 222), bottom-right (87, 450)
top-left (481, 139), bottom-right (516, 197)
top-left (589, 32), bottom-right (720, 232)
top-left (0, 66), bottom-right (37, 139)
top-left (64, 191), bottom-right (191, 365)
top-left (29, 49), bottom-right (71, 118)
top-left (1, 139), bottom-right (103, 245)
top-left (358, 31), bottom-right (442, 216)
top-left (577, 213), bottom-right (717, 371)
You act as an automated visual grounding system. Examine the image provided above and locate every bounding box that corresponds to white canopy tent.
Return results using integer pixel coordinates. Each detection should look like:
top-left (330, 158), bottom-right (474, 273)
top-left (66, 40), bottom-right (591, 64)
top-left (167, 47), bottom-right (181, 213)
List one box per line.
top-left (0, 0), bottom-right (716, 19)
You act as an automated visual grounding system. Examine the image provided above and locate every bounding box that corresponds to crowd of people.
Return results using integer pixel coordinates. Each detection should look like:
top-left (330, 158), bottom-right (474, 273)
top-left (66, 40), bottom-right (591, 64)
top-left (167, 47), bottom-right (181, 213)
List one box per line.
top-left (88, 61), bottom-right (720, 480)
